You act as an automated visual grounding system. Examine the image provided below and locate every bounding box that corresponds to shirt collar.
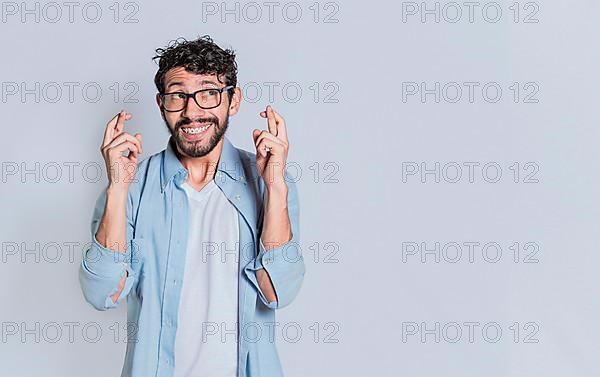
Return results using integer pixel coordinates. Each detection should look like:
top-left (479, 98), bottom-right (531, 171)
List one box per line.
top-left (160, 135), bottom-right (246, 193)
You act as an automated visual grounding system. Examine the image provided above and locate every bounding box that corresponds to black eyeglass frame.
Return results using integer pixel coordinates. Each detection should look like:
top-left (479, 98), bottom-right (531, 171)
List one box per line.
top-left (159, 85), bottom-right (235, 112)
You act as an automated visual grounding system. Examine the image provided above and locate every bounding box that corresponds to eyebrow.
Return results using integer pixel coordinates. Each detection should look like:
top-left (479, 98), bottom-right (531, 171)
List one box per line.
top-left (166, 79), bottom-right (220, 90)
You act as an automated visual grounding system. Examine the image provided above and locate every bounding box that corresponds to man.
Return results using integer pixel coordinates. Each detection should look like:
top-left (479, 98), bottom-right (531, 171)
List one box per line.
top-left (78, 35), bottom-right (305, 377)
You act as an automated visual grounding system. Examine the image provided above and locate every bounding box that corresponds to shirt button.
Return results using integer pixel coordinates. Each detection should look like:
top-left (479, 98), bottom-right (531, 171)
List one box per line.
top-left (235, 194), bottom-right (241, 200)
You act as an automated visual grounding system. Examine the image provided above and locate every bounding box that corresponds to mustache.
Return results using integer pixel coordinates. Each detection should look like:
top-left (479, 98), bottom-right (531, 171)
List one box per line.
top-left (176, 117), bottom-right (218, 130)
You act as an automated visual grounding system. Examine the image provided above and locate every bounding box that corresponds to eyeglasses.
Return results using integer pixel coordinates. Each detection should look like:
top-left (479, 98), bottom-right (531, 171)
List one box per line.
top-left (159, 85), bottom-right (234, 112)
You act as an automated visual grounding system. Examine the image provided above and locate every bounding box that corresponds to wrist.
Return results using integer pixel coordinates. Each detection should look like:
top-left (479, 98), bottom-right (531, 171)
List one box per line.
top-left (264, 184), bottom-right (288, 211)
top-left (106, 185), bottom-right (128, 201)
top-left (265, 179), bottom-right (288, 193)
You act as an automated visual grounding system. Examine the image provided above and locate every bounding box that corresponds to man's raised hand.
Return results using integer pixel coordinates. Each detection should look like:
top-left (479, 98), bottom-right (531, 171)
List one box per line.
top-left (253, 105), bottom-right (289, 189)
top-left (100, 110), bottom-right (143, 192)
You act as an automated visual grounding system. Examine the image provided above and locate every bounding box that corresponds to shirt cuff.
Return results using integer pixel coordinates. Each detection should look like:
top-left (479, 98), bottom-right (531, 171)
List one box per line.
top-left (244, 236), bottom-right (299, 309)
top-left (81, 236), bottom-right (136, 310)
top-left (104, 264), bottom-right (136, 309)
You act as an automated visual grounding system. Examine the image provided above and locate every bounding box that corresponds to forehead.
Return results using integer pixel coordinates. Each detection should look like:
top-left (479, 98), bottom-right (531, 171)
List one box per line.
top-left (163, 67), bottom-right (223, 89)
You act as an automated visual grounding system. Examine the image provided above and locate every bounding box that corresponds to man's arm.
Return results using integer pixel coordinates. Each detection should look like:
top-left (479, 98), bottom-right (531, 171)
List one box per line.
top-left (79, 187), bottom-right (137, 311)
top-left (244, 175), bottom-right (305, 310)
top-left (244, 105), bottom-right (305, 309)
top-left (95, 187), bottom-right (129, 304)
top-left (255, 183), bottom-right (292, 303)
top-left (78, 111), bottom-right (140, 311)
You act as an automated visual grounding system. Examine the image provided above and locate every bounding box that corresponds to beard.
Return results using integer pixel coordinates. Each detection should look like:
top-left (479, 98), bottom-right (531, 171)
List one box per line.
top-left (164, 110), bottom-right (229, 158)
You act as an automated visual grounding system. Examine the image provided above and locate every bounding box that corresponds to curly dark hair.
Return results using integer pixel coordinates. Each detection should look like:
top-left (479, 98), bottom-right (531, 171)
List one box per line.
top-left (152, 35), bottom-right (237, 102)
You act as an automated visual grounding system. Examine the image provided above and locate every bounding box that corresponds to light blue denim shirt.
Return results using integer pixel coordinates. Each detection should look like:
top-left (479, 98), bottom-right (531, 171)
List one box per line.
top-left (78, 135), bottom-right (305, 377)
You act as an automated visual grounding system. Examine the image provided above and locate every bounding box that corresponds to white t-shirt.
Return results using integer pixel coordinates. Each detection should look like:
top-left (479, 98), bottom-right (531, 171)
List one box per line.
top-left (173, 179), bottom-right (240, 377)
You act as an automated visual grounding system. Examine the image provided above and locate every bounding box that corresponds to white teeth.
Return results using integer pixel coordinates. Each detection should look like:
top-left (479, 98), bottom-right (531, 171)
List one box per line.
top-left (182, 124), bottom-right (211, 134)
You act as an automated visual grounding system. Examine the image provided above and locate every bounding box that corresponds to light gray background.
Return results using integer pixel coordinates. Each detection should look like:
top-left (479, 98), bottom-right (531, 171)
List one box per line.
top-left (0, 1), bottom-right (598, 376)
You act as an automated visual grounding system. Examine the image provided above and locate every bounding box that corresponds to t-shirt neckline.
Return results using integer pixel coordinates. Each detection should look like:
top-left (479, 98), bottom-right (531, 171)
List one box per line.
top-left (181, 180), bottom-right (218, 203)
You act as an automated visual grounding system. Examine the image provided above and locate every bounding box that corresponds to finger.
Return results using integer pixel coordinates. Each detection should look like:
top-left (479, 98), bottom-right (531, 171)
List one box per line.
top-left (134, 133), bottom-right (143, 153)
top-left (252, 129), bottom-right (261, 145)
top-left (110, 140), bottom-right (140, 159)
top-left (103, 111), bottom-right (133, 148)
top-left (115, 110), bottom-right (132, 135)
top-left (256, 139), bottom-right (282, 159)
top-left (127, 133), bottom-right (144, 164)
top-left (102, 112), bottom-right (121, 148)
top-left (254, 130), bottom-right (283, 152)
top-left (108, 132), bottom-right (141, 154)
top-left (255, 130), bottom-right (284, 151)
top-left (270, 108), bottom-right (288, 141)
top-left (255, 137), bottom-right (267, 160)
top-left (254, 131), bottom-right (272, 158)
top-left (265, 105), bottom-right (277, 136)
top-left (105, 133), bottom-right (142, 155)
top-left (256, 140), bottom-right (270, 158)
top-left (256, 132), bottom-right (284, 151)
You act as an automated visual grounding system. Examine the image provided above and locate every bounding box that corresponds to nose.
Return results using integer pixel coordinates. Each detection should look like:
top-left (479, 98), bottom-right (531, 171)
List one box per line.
top-left (181, 97), bottom-right (207, 119)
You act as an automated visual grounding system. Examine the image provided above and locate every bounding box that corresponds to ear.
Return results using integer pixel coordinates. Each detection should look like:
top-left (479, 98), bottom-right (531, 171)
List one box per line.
top-left (156, 93), bottom-right (166, 119)
top-left (228, 87), bottom-right (242, 116)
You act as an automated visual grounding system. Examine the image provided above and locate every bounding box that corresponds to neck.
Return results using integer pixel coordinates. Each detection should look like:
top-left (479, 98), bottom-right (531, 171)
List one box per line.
top-left (172, 137), bottom-right (224, 188)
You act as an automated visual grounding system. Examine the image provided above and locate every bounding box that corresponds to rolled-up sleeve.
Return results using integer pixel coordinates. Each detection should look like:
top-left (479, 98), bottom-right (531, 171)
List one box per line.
top-left (78, 189), bottom-right (137, 311)
top-left (244, 178), bottom-right (305, 310)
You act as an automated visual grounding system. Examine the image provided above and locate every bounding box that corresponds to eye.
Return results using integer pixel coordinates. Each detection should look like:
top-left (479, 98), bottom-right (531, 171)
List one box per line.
top-left (206, 89), bottom-right (219, 96)
top-left (175, 93), bottom-right (187, 99)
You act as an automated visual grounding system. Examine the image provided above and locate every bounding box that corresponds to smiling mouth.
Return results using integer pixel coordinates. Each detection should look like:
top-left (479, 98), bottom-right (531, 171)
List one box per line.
top-left (181, 123), bottom-right (213, 135)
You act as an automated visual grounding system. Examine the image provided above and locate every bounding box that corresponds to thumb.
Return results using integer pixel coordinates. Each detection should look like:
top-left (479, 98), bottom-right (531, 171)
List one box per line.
top-left (252, 129), bottom-right (261, 144)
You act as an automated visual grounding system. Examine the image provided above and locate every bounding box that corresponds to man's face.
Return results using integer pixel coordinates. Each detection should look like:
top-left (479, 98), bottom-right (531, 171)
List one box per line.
top-left (157, 67), bottom-right (240, 158)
